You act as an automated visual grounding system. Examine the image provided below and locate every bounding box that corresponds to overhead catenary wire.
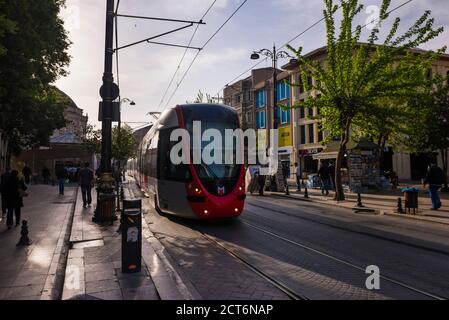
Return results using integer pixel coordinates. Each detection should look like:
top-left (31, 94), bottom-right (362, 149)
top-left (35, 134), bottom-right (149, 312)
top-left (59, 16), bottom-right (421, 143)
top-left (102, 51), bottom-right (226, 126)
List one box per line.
top-left (157, 0), bottom-right (219, 110)
top-left (161, 0), bottom-right (250, 111)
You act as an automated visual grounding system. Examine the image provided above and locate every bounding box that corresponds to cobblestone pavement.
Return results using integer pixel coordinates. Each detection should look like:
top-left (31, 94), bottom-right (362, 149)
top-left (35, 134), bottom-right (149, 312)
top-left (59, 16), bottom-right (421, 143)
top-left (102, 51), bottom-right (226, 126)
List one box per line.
top-left (127, 183), bottom-right (290, 300)
top-left (132, 179), bottom-right (449, 300)
top-left (62, 187), bottom-right (159, 300)
top-left (0, 184), bottom-right (75, 300)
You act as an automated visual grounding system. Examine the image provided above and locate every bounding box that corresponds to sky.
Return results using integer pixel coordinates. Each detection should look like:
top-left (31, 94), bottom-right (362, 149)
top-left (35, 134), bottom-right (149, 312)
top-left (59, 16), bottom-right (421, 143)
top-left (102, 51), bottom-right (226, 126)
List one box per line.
top-left (55, 0), bottom-right (449, 128)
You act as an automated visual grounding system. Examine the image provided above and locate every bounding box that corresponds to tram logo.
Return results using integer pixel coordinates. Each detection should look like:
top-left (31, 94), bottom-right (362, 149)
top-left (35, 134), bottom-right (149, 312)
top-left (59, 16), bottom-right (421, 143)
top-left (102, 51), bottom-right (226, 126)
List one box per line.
top-left (217, 186), bottom-right (225, 196)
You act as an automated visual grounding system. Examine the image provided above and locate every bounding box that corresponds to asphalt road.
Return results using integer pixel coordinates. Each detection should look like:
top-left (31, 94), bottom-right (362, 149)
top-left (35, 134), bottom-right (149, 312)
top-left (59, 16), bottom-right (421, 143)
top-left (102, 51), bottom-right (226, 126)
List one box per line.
top-left (138, 186), bottom-right (449, 300)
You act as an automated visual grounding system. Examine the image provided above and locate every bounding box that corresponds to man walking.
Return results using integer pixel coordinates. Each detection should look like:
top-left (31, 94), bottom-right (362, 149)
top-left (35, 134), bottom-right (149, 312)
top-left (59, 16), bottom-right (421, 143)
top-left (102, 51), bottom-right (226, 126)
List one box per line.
top-left (1, 167), bottom-right (11, 219)
top-left (42, 166), bottom-right (50, 184)
top-left (294, 162), bottom-right (302, 192)
top-left (79, 162), bottom-right (94, 208)
top-left (56, 166), bottom-right (67, 195)
top-left (22, 164), bottom-right (32, 185)
top-left (423, 161), bottom-right (444, 210)
top-left (318, 162), bottom-right (331, 196)
top-left (4, 170), bottom-right (27, 229)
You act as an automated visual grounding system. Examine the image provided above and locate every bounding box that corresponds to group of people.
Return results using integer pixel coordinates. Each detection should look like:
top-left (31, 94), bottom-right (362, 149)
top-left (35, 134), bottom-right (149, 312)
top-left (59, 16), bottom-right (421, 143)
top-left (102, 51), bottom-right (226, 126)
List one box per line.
top-left (0, 167), bottom-right (27, 229)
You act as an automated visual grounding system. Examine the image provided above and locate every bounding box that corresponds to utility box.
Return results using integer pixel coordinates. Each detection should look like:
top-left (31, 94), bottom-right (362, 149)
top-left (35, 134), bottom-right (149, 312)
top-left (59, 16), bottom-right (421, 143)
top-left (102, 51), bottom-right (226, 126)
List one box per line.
top-left (121, 199), bottom-right (142, 273)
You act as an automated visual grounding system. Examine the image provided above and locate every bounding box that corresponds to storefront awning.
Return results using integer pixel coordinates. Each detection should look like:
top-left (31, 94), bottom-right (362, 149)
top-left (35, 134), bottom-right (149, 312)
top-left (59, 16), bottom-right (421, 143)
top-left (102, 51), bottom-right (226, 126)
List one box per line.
top-left (313, 151), bottom-right (338, 160)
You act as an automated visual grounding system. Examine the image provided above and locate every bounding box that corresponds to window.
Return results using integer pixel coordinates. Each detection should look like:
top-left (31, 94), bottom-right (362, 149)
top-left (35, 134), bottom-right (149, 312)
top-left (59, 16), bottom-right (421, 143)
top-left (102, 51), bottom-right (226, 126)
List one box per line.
top-left (234, 94), bottom-right (241, 104)
top-left (308, 108), bottom-right (314, 117)
top-left (299, 99), bottom-right (305, 119)
top-left (243, 91), bottom-right (251, 102)
top-left (279, 103), bottom-right (291, 124)
top-left (255, 90), bottom-right (267, 108)
top-left (300, 125), bottom-right (306, 145)
top-left (276, 80), bottom-right (290, 101)
top-left (299, 79), bottom-right (304, 94)
top-left (256, 111), bottom-right (266, 129)
top-left (307, 76), bottom-right (313, 86)
top-left (318, 126), bottom-right (323, 142)
top-left (246, 112), bottom-right (252, 124)
top-left (308, 124), bottom-right (314, 144)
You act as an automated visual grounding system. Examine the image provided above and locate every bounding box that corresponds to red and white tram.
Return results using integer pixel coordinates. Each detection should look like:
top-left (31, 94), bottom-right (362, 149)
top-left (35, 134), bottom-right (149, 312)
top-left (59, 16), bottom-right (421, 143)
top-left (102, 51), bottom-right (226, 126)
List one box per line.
top-left (130, 104), bottom-right (246, 219)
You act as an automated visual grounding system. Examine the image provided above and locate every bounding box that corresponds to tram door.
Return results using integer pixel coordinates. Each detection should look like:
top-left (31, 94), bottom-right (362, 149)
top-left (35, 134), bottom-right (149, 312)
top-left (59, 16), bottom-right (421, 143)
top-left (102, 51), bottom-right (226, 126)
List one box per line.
top-left (157, 128), bottom-right (192, 216)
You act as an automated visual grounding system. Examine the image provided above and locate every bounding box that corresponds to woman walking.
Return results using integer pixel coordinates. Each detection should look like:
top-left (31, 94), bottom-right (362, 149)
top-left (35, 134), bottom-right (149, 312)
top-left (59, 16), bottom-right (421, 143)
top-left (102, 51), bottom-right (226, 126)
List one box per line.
top-left (4, 170), bottom-right (27, 229)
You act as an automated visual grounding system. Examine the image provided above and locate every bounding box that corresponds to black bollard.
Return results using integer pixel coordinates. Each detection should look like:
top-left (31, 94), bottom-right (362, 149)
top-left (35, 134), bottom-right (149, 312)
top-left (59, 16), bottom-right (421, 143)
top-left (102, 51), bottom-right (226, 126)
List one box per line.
top-left (397, 197), bottom-right (403, 214)
top-left (356, 193), bottom-right (364, 207)
top-left (285, 181), bottom-right (290, 196)
top-left (17, 220), bottom-right (32, 246)
top-left (304, 182), bottom-right (309, 198)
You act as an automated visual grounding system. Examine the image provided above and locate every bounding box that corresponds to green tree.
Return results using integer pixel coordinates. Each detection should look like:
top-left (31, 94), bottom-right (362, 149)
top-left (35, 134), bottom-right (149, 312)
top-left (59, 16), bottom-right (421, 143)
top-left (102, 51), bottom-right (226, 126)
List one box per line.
top-left (82, 124), bottom-right (102, 154)
top-left (288, 0), bottom-right (444, 200)
top-left (0, 0), bottom-right (71, 158)
top-left (401, 75), bottom-right (449, 190)
top-left (112, 125), bottom-right (137, 161)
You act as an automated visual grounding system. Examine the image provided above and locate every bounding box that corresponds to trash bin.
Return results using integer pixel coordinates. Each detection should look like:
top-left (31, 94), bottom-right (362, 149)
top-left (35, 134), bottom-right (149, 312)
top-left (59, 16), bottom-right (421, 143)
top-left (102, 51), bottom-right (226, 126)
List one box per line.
top-left (401, 187), bottom-right (419, 214)
top-left (122, 199), bottom-right (142, 273)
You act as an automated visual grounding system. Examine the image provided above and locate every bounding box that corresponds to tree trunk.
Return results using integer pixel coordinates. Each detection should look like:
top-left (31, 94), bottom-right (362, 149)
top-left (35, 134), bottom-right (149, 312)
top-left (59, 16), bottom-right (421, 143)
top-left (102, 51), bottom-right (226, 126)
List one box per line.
top-left (334, 116), bottom-right (351, 201)
top-left (441, 148), bottom-right (448, 191)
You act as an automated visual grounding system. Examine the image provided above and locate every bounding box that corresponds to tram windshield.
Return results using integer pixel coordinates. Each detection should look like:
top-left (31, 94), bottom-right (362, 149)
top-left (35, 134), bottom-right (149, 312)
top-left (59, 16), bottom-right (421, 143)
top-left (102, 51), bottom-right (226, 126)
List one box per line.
top-left (182, 105), bottom-right (242, 196)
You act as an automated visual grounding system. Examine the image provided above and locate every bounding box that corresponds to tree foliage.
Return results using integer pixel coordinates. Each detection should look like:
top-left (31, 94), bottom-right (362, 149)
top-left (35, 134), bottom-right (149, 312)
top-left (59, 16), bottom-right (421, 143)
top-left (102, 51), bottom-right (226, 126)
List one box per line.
top-left (112, 125), bottom-right (137, 161)
top-left (0, 0), bottom-right (71, 156)
top-left (288, 0), bottom-right (445, 200)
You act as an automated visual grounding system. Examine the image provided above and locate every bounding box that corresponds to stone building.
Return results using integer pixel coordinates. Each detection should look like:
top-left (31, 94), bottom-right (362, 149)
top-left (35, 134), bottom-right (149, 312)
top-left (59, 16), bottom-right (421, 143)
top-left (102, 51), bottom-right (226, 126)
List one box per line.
top-left (12, 89), bottom-right (93, 181)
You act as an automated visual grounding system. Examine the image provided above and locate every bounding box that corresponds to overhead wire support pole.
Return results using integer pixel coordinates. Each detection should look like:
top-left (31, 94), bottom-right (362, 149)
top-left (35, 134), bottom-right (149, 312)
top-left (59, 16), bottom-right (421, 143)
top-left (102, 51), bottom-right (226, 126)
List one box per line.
top-left (114, 23), bottom-right (195, 52)
top-left (145, 41), bottom-right (202, 51)
top-left (115, 14), bottom-right (206, 25)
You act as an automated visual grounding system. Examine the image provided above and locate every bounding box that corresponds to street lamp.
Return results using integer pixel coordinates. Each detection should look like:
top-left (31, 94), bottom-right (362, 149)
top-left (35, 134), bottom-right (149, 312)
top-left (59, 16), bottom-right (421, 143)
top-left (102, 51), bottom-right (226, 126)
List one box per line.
top-left (250, 45), bottom-right (291, 193)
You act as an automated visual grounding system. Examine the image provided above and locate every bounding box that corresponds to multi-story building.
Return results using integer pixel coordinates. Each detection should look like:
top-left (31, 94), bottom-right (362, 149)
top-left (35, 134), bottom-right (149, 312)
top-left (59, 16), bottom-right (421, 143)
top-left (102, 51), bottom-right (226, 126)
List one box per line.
top-left (224, 67), bottom-right (294, 170)
top-left (283, 45), bottom-right (449, 181)
top-left (225, 45), bottom-right (449, 181)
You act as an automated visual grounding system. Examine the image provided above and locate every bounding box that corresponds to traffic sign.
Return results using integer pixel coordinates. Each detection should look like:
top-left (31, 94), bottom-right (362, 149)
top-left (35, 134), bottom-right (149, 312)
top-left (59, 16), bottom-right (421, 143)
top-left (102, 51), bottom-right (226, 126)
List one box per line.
top-left (100, 83), bottom-right (120, 100)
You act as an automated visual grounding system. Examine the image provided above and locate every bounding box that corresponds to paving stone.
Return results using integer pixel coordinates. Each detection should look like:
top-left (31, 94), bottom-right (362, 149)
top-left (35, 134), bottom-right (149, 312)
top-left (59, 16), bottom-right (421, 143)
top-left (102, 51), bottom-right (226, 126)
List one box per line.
top-left (85, 279), bottom-right (120, 294)
top-left (89, 289), bottom-right (123, 300)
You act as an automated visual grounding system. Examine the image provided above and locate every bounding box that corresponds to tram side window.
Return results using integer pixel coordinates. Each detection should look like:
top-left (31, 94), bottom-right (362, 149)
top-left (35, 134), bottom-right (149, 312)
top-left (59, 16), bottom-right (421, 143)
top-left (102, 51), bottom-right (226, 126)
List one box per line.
top-left (158, 128), bottom-right (192, 182)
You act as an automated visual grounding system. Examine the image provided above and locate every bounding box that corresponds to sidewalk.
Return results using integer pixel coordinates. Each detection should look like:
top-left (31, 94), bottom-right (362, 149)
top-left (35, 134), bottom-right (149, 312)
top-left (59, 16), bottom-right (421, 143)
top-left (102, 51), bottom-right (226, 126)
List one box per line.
top-left (0, 184), bottom-right (75, 300)
top-left (274, 181), bottom-right (449, 225)
top-left (61, 182), bottom-right (193, 300)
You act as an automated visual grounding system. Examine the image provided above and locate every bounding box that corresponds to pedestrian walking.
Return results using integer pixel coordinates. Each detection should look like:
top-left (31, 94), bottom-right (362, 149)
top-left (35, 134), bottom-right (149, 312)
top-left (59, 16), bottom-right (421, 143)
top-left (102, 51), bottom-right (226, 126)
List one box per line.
top-left (258, 172), bottom-right (266, 196)
top-left (328, 162), bottom-right (336, 191)
top-left (56, 166), bottom-right (68, 195)
top-left (42, 166), bottom-right (50, 184)
top-left (79, 162), bottom-right (95, 208)
top-left (294, 162), bottom-right (302, 192)
top-left (1, 167), bottom-right (11, 219)
top-left (423, 162), bottom-right (444, 210)
top-left (22, 164), bottom-right (32, 185)
top-left (282, 163), bottom-right (290, 192)
top-left (318, 162), bottom-right (331, 196)
top-left (4, 170), bottom-right (27, 229)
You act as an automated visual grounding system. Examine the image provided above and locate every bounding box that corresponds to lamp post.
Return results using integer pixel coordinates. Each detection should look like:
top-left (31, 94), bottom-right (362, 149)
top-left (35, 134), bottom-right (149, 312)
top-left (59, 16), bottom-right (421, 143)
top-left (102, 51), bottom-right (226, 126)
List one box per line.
top-left (251, 44), bottom-right (291, 192)
top-left (95, 0), bottom-right (117, 224)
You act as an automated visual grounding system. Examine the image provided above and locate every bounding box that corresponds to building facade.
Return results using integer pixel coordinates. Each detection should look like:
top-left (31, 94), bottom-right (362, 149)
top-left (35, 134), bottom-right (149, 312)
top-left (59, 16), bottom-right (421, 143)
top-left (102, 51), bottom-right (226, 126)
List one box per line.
top-left (12, 89), bottom-right (92, 180)
top-left (224, 45), bottom-right (449, 181)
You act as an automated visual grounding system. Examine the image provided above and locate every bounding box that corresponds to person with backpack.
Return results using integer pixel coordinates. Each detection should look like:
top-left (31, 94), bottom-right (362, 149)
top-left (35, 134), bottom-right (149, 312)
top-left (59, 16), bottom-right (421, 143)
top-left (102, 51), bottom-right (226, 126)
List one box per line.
top-left (423, 161), bottom-right (445, 210)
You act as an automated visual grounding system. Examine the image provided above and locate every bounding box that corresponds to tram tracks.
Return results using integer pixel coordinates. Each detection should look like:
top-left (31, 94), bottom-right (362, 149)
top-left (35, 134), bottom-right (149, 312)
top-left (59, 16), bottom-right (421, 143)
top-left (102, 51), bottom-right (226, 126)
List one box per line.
top-left (237, 218), bottom-right (446, 300)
